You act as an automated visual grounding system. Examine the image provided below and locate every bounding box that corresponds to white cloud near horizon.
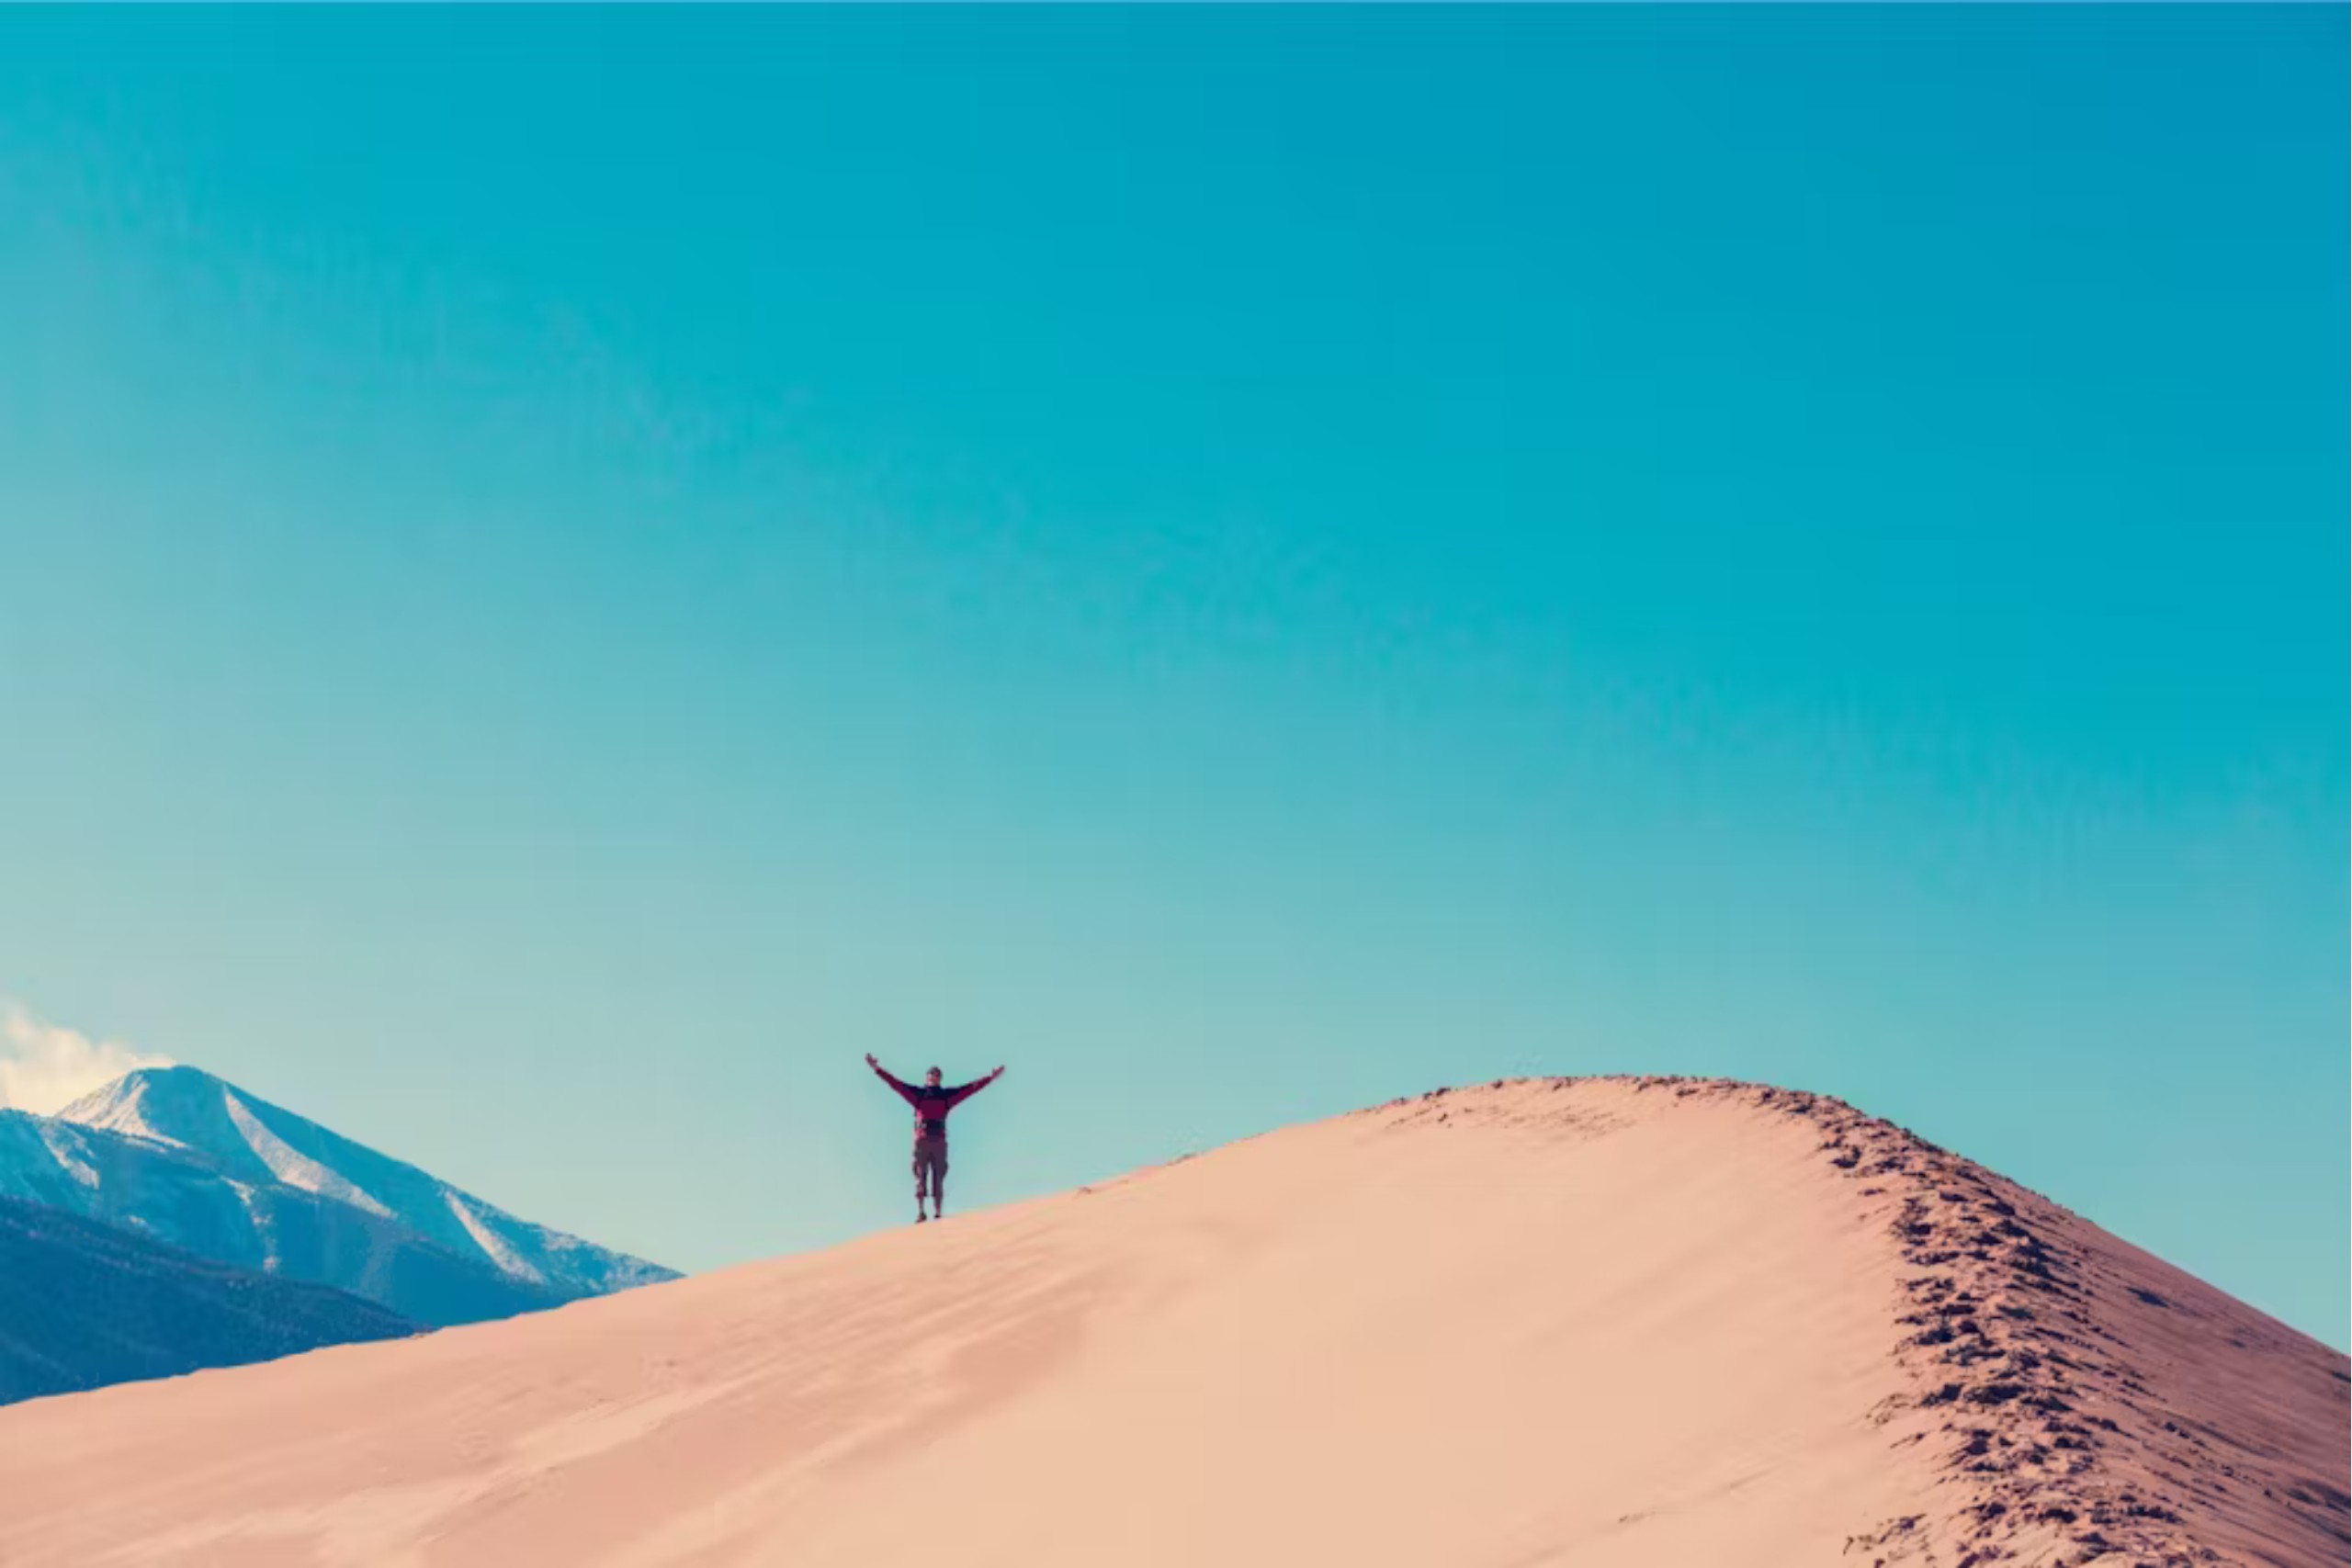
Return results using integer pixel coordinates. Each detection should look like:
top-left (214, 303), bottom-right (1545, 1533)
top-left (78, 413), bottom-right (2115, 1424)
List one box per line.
top-left (0, 998), bottom-right (174, 1115)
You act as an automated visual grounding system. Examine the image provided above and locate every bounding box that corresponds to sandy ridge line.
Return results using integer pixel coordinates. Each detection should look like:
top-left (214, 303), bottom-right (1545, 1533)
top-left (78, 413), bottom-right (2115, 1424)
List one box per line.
top-left (1357, 1074), bottom-right (2348, 1568)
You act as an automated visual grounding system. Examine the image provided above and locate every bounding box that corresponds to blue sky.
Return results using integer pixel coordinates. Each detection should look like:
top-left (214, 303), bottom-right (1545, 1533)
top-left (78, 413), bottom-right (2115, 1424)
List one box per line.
top-left (1, 8), bottom-right (2344, 1344)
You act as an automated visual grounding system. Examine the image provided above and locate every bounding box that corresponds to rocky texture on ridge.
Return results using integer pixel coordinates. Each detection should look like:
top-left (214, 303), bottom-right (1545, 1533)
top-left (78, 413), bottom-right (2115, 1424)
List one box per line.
top-left (1369, 1077), bottom-right (2350, 1567)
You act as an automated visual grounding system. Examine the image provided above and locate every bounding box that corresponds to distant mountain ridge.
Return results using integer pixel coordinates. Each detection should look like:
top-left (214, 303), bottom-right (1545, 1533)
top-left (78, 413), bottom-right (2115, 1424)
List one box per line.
top-left (0, 1065), bottom-right (675, 1327)
top-left (0, 1194), bottom-right (418, 1406)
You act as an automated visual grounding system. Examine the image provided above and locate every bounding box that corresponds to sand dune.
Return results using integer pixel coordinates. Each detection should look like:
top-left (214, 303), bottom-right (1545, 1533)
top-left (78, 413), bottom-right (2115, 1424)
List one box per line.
top-left (0, 1077), bottom-right (2341, 1567)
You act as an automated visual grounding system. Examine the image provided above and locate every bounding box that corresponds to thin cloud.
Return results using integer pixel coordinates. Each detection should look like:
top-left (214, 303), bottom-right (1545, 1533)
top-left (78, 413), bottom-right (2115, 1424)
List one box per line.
top-left (0, 998), bottom-right (174, 1115)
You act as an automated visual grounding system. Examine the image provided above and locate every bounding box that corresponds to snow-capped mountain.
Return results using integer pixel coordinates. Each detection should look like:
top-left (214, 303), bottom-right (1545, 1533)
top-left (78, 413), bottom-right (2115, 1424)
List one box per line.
top-left (0, 1194), bottom-right (418, 1405)
top-left (0, 1107), bottom-right (564, 1325)
top-left (0, 1066), bottom-right (675, 1327)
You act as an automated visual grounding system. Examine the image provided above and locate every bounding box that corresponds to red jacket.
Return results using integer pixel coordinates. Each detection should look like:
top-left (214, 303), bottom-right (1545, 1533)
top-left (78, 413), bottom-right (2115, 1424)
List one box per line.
top-left (872, 1065), bottom-right (993, 1139)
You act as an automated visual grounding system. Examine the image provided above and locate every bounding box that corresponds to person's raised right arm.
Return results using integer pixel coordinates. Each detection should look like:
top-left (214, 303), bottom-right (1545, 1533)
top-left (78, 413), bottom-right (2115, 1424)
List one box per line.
top-left (865, 1054), bottom-right (918, 1104)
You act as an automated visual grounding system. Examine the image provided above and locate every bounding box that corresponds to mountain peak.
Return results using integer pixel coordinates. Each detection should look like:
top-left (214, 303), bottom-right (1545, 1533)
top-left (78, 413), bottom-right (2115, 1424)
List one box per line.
top-left (35, 1062), bottom-right (676, 1321)
top-left (53, 1063), bottom-right (223, 1146)
top-left (56, 1062), bottom-right (286, 1160)
top-left (58, 1063), bottom-right (231, 1104)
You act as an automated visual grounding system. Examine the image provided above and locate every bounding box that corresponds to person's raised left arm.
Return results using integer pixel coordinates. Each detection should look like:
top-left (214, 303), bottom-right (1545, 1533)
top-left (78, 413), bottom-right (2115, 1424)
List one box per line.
top-left (946, 1066), bottom-right (1005, 1108)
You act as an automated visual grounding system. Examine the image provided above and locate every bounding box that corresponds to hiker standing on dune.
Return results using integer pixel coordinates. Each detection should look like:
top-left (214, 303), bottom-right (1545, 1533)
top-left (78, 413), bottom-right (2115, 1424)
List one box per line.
top-left (866, 1055), bottom-right (1003, 1224)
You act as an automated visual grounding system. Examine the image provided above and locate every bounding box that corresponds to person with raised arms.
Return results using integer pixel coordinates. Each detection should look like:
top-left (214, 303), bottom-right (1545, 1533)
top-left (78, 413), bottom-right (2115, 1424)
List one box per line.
top-left (865, 1055), bottom-right (1004, 1224)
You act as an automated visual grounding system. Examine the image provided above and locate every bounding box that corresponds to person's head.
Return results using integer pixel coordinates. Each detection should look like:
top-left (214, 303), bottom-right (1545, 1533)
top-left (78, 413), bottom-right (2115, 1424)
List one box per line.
top-left (925, 1066), bottom-right (944, 1087)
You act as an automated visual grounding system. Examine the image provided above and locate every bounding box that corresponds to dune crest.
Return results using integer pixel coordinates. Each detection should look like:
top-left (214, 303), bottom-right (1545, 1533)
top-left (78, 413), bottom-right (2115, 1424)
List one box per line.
top-left (0, 1077), bottom-right (2340, 1567)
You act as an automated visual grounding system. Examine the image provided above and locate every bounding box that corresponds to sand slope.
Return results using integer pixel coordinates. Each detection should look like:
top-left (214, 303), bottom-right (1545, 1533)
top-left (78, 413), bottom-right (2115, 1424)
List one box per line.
top-left (0, 1078), bottom-right (2341, 1567)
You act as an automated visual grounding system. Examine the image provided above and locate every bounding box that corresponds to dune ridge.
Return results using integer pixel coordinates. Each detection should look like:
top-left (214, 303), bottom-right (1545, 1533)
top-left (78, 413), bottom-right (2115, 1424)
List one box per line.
top-left (1536, 1078), bottom-right (2349, 1565)
top-left (0, 1076), bottom-right (2340, 1567)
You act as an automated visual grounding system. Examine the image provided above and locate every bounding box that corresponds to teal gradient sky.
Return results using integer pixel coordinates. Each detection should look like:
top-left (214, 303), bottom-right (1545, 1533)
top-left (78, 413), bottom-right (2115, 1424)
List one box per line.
top-left (2, 9), bottom-right (2344, 1342)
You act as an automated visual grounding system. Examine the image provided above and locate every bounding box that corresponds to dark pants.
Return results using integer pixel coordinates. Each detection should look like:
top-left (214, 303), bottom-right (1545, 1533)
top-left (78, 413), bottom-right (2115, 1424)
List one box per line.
top-left (912, 1135), bottom-right (948, 1204)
